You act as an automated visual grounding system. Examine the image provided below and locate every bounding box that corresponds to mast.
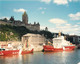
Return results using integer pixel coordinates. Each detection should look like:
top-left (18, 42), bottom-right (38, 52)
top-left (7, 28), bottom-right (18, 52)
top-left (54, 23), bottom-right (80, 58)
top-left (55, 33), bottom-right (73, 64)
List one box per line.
top-left (58, 31), bottom-right (61, 37)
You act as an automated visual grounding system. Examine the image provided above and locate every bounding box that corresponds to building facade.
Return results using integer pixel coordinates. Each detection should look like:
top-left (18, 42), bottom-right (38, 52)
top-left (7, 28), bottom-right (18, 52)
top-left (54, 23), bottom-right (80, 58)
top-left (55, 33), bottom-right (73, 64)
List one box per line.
top-left (66, 35), bottom-right (80, 44)
top-left (22, 33), bottom-right (46, 45)
top-left (0, 11), bottom-right (40, 31)
top-left (22, 33), bottom-right (46, 51)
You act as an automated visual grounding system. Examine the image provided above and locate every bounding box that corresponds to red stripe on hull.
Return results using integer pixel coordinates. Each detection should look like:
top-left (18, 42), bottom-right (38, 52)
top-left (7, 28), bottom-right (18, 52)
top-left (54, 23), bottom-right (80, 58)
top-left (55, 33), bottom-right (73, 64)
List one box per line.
top-left (1, 50), bottom-right (19, 56)
top-left (0, 49), bottom-right (33, 56)
top-left (43, 45), bottom-right (54, 52)
top-left (21, 49), bottom-right (33, 54)
top-left (54, 48), bottom-right (63, 52)
top-left (64, 46), bottom-right (75, 51)
top-left (43, 45), bottom-right (75, 52)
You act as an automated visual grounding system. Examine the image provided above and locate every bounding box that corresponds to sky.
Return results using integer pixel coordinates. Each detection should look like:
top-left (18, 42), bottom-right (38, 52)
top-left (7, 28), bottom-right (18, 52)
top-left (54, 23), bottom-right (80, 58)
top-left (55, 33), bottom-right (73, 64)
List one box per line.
top-left (0, 0), bottom-right (80, 35)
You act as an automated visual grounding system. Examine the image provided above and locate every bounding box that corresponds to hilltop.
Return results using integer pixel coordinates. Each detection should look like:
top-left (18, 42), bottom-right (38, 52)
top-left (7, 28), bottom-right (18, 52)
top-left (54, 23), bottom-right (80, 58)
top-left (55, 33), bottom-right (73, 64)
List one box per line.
top-left (0, 24), bottom-right (53, 41)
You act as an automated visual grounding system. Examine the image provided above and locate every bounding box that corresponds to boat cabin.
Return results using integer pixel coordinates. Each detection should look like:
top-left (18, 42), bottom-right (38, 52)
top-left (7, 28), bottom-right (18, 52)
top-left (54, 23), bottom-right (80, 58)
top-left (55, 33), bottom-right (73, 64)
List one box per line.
top-left (53, 36), bottom-right (72, 48)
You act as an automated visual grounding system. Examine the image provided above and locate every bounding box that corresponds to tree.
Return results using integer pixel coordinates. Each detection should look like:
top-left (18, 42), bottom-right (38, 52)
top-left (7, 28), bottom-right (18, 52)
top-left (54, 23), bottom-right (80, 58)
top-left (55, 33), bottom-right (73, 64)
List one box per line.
top-left (3, 18), bottom-right (8, 22)
top-left (39, 30), bottom-right (53, 39)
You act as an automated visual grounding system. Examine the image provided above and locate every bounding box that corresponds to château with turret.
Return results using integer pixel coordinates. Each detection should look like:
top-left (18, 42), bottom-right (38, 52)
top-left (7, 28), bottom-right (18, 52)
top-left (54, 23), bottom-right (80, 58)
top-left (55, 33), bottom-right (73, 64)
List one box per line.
top-left (0, 11), bottom-right (40, 31)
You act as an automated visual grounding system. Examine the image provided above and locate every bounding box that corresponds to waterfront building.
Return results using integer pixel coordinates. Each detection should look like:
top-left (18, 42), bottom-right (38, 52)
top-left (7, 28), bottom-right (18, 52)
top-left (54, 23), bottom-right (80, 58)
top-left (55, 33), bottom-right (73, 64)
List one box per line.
top-left (66, 35), bottom-right (80, 44)
top-left (22, 33), bottom-right (46, 51)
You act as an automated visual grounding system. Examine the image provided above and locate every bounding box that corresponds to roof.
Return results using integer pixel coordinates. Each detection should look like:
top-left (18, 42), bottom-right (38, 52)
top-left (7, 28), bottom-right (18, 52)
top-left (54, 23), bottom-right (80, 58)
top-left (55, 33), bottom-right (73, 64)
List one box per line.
top-left (23, 33), bottom-right (42, 37)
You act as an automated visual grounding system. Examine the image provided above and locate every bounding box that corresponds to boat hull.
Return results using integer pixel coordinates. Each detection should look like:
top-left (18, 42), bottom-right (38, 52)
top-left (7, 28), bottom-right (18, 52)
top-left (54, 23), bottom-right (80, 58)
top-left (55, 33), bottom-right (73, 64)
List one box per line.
top-left (43, 45), bottom-right (75, 52)
top-left (64, 46), bottom-right (75, 51)
top-left (0, 50), bottom-right (19, 56)
top-left (43, 45), bottom-right (54, 52)
top-left (21, 49), bottom-right (33, 54)
top-left (0, 49), bottom-right (33, 56)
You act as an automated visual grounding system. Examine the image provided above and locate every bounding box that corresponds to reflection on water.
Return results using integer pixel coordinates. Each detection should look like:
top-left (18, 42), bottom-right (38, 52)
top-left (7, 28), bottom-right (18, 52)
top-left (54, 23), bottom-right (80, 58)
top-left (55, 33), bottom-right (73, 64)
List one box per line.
top-left (0, 50), bottom-right (80, 64)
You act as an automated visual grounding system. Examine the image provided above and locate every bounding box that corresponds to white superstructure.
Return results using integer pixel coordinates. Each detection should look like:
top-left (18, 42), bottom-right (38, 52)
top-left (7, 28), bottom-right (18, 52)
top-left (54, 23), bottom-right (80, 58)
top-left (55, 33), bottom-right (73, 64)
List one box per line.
top-left (53, 36), bottom-right (74, 48)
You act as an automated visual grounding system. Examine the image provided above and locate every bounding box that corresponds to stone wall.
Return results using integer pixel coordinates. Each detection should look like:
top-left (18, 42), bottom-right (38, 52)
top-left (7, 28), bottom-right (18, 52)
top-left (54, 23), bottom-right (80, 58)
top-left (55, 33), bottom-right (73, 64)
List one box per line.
top-left (22, 33), bottom-right (46, 45)
top-left (22, 33), bottom-right (46, 51)
top-left (0, 20), bottom-right (40, 31)
top-left (25, 24), bottom-right (40, 31)
top-left (0, 21), bottom-right (12, 25)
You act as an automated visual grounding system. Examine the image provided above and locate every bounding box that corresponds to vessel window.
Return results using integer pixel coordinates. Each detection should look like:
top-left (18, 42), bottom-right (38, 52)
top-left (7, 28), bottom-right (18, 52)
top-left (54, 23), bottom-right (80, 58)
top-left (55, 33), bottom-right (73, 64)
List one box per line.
top-left (3, 49), bottom-right (5, 50)
top-left (0, 49), bottom-right (5, 51)
top-left (0, 49), bottom-right (1, 51)
top-left (53, 39), bottom-right (62, 43)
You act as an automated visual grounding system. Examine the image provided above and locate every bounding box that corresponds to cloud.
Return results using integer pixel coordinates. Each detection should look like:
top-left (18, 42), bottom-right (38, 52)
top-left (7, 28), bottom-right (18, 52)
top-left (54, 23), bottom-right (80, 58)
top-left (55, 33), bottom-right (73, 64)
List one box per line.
top-left (53, 0), bottom-right (68, 5)
top-left (53, 0), bottom-right (80, 5)
top-left (73, 25), bottom-right (79, 27)
top-left (47, 18), bottom-right (79, 35)
top-left (65, 24), bottom-right (71, 26)
top-left (39, 7), bottom-right (47, 10)
top-left (40, 26), bottom-right (46, 30)
top-left (40, 0), bottom-right (80, 5)
top-left (41, 0), bottom-right (51, 4)
top-left (69, 12), bottom-right (80, 20)
top-left (49, 23), bottom-right (80, 35)
top-left (0, 0), bottom-right (40, 1)
top-left (77, 22), bottom-right (80, 24)
top-left (49, 18), bottom-right (67, 25)
top-left (0, 16), bottom-right (9, 20)
top-left (41, 23), bottom-right (80, 35)
top-left (72, 0), bottom-right (79, 2)
top-left (41, 18), bottom-right (80, 35)
top-left (39, 7), bottom-right (46, 14)
top-left (69, 0), bottom-right (72, 2)
top-left (14, 8), bottom-right (26, 13)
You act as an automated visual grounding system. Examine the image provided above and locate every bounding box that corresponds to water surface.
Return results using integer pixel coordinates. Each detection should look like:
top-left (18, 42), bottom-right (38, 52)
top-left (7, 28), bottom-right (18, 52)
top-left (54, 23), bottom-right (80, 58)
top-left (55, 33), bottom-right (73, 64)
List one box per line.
top-left (0, 50), bottom-right (80, 64)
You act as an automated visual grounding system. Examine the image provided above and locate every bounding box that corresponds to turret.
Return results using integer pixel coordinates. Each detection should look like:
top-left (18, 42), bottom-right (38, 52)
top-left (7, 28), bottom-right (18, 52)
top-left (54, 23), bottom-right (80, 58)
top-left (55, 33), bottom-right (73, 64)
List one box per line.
top-left (22, 11), bottom-right (28, 25)
top-left (9, 16), bottom-right (14, 21)
top-left (45, 27), bottom-right (48, 31)
top-left (37, 22), bottom-right (40, 26)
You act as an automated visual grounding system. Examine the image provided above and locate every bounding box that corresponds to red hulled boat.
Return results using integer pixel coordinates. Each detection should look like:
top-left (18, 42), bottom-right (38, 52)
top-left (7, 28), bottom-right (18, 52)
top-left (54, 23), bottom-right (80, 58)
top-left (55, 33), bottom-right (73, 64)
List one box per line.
top-left (0, 43), bottom-right (33, 56)
top-left (0, 49), bottom-right (33, 56)
top-left (43, 35), bottom-right (76, 52)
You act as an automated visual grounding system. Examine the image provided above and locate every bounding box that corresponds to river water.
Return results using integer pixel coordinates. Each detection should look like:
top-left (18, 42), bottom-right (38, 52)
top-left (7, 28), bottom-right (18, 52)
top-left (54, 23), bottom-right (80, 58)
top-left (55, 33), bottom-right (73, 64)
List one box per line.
top-left (0, 49), bottom-right (80, 64)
